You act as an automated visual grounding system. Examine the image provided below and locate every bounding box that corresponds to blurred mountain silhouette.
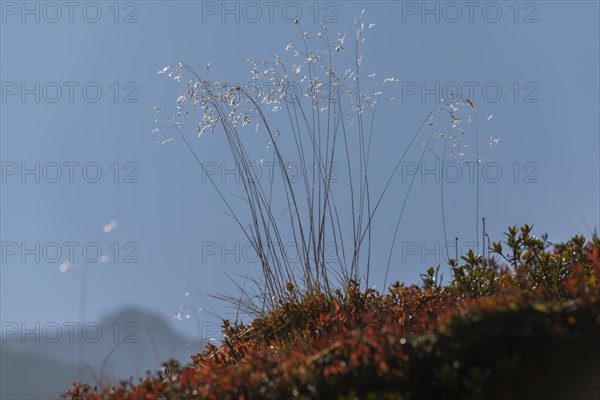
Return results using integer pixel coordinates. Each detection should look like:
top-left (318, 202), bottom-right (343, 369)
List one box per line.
top-left (1, 307), bottom-right (204, 399)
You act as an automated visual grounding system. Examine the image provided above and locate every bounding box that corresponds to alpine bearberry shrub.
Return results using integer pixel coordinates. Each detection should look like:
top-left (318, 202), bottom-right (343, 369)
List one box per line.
top-left (68, 226), bottom-right (600, 399)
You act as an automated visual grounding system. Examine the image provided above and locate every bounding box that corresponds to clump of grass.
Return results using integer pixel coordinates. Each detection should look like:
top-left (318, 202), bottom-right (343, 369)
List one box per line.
top-left (66, 11), bottom-right (600, 400)
top-left (152, 11), bottom-right (496, 320)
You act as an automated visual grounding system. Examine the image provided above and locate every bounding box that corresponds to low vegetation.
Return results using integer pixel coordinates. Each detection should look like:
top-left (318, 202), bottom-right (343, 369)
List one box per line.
top-left (67, 225), bottom-right (600, 399)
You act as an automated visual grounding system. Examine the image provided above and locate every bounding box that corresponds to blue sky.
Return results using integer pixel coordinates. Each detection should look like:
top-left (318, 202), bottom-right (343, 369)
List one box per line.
top-left (1, 1), bottom-right (599, 346)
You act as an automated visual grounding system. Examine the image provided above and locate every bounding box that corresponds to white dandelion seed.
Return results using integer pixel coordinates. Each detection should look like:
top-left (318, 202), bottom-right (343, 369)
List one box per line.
top-left (59, 261), bottom-right (72, 273)
top-left (102, 220), bottom-right (118, 234)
